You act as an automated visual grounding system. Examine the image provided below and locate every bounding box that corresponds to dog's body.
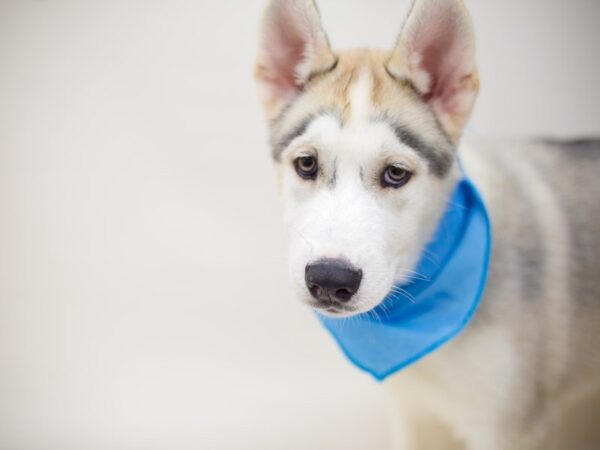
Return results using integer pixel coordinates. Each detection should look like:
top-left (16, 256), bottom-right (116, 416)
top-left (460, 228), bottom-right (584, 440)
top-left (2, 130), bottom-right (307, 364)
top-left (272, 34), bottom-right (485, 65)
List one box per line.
top-left (387, 138), bottom-right (600, 449)
top-left (254, 1), bottom-right (600, 448)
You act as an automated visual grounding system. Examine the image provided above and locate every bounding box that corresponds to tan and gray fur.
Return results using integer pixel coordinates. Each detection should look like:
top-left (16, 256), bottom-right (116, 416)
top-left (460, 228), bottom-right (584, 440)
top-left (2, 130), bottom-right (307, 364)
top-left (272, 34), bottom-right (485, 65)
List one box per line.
top-left (254, 0), bottom-right (600, 448)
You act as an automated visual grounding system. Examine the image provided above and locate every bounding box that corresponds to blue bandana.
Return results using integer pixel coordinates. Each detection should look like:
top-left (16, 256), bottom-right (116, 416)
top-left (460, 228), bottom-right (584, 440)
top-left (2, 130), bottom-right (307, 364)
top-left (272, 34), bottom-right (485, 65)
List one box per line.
top-left (318, 177), bottom-right (491, 381)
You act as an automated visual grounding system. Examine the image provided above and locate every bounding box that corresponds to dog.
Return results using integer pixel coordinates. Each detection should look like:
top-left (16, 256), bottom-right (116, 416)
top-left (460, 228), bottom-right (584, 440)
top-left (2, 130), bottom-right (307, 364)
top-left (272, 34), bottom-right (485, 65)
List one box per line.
top-left (254, 0), bottom-right (600, 448)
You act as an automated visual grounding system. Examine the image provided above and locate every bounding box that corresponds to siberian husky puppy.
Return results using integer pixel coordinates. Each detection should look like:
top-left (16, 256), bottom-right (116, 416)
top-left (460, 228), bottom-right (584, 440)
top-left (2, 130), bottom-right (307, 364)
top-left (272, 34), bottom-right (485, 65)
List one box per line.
top-left (254, 0), bottom-right (600, 448)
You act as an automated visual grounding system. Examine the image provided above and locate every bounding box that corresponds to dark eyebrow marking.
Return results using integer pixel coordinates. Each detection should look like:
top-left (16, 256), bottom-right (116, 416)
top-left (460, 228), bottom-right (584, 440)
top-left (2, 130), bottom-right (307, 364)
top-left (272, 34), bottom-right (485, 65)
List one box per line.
top-left (270, 115), bottom-right (319, 161)
top-left (270, 110), bottom-right (338, 161)
top-left (375, 115), bottom-right (454, 177)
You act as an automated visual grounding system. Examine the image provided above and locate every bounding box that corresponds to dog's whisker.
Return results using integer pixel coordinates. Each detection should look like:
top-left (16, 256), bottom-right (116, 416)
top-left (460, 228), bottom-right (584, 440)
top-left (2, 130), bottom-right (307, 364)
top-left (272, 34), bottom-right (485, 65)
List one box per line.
top-left (378, 302), bottom-right (391, 320)
top-left (397, 269), bottom-right (430, 282)
top-left (389, 286), bottom-right (417, 304)
top-left (372, 308), bottom-right (383, 325)
top-left (397, 267), bottom-right (428, 277)
top-left (419, 248), bottom-right (442, 268)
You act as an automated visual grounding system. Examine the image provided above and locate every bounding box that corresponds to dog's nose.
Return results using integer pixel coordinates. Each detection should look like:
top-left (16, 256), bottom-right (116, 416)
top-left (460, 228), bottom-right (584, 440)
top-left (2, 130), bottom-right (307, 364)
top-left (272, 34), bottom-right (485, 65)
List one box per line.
top-left (305, 259), bottom-right (362, 304)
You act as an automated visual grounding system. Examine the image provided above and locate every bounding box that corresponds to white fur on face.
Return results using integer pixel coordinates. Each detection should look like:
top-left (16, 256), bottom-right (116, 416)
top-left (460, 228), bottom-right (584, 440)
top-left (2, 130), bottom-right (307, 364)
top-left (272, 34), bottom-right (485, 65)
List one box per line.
top-left (280, 100), bottom-right (455, 317)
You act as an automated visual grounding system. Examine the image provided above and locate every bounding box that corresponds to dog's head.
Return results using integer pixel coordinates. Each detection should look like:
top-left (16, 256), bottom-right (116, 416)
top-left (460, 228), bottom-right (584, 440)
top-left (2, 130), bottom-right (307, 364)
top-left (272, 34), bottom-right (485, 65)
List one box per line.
top-left (255, 0), bottom-right (479, 317)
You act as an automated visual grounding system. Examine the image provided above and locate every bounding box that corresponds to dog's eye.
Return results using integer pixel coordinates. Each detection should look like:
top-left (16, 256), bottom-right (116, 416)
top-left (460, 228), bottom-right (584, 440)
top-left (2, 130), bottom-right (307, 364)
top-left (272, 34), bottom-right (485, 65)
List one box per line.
top-left (294, 156), bottom-right (318, 180)
top-left (382, 165), bottom-right (412, 188)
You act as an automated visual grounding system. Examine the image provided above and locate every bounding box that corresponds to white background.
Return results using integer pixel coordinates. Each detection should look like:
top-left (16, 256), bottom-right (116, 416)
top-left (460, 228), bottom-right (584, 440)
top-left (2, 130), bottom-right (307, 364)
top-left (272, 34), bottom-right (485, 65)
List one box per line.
top-left (1, 1), bottom-right (599, 449)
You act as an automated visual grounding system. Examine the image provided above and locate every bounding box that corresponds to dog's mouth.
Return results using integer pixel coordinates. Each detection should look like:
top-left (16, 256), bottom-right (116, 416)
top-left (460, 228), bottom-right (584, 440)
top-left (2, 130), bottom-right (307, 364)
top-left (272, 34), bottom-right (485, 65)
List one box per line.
top-left (308, 300), bottom-right (358, 316)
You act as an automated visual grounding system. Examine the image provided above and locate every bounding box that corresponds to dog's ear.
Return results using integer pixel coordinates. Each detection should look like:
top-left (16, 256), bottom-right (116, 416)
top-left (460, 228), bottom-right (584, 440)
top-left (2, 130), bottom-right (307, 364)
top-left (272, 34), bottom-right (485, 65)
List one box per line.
top-left (255, 0), bottom-right (336, 119)
top-left (387, 0), bottom-right (478, 141)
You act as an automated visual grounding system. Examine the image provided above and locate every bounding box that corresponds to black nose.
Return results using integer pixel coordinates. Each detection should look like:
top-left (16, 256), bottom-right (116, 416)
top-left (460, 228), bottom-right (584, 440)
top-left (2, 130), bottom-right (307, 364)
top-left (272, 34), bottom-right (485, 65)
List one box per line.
top-left (305, 259), bottom-right (362, 304)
